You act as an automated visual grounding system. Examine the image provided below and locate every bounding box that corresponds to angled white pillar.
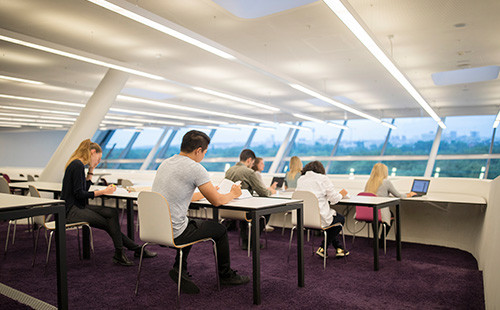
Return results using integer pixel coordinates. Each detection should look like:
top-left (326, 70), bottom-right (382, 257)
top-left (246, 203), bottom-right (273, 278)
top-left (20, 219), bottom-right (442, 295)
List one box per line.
top-left (39, 69), bottom-right (129, 182)
top-left (140, 127), bottom-right (169, 170)
top-left (268, 127), bottom-right (296, 174)
top-left (424, 120), bottom-right (445, 177)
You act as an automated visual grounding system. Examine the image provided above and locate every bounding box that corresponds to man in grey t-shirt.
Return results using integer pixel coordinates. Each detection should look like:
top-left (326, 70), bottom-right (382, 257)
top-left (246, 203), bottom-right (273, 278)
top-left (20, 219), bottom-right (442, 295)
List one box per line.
top-left (152, 130), bottom-right (249, 294)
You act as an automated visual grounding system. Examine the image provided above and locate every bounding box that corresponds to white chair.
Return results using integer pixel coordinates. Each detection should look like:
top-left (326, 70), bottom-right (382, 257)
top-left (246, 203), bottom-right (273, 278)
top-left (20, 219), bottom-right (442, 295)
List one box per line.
top-left (27, 174), bottom-right (36, 181)
top-left (135, 191), bottom-right (219, 300)
top-left (218, 209), bottom-right (268, 257)
top-left (29, 185), bottom-right (94, 266)
top-left (288, 190), bottom-right (346, 269)
top-left (2, 177), bottom-right (33, 253)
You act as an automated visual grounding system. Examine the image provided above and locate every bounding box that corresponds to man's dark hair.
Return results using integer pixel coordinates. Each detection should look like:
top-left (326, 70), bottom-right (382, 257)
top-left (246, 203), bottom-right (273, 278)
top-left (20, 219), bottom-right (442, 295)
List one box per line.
top-left (301, 161), bottom-right (326, 175)
top-left (239, 149), bottom-right (256, 162)
top-left (180, 130), bottom-right (210, 153)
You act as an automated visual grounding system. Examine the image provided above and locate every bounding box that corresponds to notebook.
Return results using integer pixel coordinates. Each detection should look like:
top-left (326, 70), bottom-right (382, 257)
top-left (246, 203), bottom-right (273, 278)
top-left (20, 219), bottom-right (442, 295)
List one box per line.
top-left (410, 179), bottom-right (430, 197)
top-left (271, 176), bottom-right (285, 188)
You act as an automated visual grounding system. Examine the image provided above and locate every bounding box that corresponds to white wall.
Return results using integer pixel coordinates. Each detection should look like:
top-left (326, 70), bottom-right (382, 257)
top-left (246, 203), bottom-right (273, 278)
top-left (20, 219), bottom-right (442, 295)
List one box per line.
top-left (478, 176), bottom-right (500, 309)
top-left (0, 130), bottom-right (66, 167)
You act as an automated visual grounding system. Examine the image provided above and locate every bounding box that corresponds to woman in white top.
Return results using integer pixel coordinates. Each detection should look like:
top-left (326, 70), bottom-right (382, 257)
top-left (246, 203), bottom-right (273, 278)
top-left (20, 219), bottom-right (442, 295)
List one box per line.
top-left (364, 163), bottom-right (415, 243)
top-left (296, 161), bottom-right (349, 258)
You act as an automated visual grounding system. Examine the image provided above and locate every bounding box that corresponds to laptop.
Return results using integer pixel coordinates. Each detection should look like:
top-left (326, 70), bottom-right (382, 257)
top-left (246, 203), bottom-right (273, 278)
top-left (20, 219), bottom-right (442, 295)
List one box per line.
top-left (410, 179), bottom-right (430, 197)
top-left (271, 176), bottom-right (285, 188)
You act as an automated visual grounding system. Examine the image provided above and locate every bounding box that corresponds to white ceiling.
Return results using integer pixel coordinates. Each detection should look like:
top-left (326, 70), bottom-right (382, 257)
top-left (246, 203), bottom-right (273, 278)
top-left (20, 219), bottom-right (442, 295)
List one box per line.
top-left (1, 0), bottom-right (499, 132)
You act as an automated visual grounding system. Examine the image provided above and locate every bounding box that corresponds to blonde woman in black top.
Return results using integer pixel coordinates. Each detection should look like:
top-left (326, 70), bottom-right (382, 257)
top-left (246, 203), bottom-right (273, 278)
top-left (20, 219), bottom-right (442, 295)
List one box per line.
top-left (61, 139), bottom-right (156, 266)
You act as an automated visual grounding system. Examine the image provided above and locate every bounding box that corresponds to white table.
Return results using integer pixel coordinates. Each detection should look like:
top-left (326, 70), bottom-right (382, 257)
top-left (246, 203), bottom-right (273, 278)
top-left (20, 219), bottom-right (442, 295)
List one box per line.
top-left (0, 193), bottom-right (68, 309)
top-left (403, 192), bottom-right (486, 206)
top-left (191, 197), bottom-right (305, 305)
top-left (9, 181), bottom-right (62, 198)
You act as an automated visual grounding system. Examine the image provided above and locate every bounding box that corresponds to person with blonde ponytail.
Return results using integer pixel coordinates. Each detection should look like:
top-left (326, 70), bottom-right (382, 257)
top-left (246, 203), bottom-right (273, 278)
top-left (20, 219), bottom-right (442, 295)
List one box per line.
top-left (284, 156), bottom-right (302, 190)
top-left (61, 139), bottom-right (156, 266)
top-left (364, 163), bottom-right (416, 245)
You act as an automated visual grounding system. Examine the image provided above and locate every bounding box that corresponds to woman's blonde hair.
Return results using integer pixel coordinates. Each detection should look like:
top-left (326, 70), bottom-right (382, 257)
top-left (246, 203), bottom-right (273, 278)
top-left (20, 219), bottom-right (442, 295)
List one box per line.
top-left (288, 156), bottom-right (303, 179)
top-left (65, 139), bottom-right (102, 168)
top-left (364, 163), bottom-right (388, 194)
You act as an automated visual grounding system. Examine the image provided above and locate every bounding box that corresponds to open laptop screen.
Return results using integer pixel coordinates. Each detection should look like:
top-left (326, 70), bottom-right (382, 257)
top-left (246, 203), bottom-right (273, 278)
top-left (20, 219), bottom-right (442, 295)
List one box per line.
top-left (271, 177), bottom-right (285, 188)
top-left (411, 179), bottom-right (430, 195)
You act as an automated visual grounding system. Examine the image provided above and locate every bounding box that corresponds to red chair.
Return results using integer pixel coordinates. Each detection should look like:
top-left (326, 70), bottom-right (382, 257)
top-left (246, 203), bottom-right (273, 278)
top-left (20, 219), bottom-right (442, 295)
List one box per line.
top-left (353, 192), bottom-right (389, 254)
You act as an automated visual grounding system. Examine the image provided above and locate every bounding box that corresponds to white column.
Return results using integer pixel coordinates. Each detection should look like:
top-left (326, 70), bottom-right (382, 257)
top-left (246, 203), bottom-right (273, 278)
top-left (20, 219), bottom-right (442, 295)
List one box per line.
top-left (424, 121), bottom-right (444, 177)
top-left (140, 127), bottom-right (169, 170)
top-left (39, 69), bottom-right (129, 182)
top-left (268, 127), bottom-right (296, 174)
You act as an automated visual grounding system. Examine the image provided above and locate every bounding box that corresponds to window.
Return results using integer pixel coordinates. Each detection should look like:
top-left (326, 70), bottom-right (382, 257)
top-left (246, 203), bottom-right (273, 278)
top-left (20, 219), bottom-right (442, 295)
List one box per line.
top-left (250, 126), bottom-right (290, 157)
top-left (328, 160), bottom-right (378, 175)
top-left (438, 115), bottom-right (494, 155)
top-left (433, 159), bottom-right (487, 178)
top-left (381, 160), bottom-right (427, 176)
top-left (288, 122), bottom-right (341, 156)
top-left (101, 129), bottom-right (135, 160)
top-left (385, 117), bottom-right (436, 155)
top-left (336, 119), bottom-right (390, 155)
top-left (205, 127), bottom-right (252, 158)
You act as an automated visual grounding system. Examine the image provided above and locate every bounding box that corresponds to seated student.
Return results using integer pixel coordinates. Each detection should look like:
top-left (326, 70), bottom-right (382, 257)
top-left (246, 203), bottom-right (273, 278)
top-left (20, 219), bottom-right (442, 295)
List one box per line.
top-left (284, 156), bottom-right (302, 190)
top-left (226, 149), bottom-right (275, 249)
top-left (61, 139), bottom-right (157, 266)
top-left (152, 130), bottom-right (249, 294)
top-left (364, 163), bottom-right (416, 245)
top-left (296, 161), bottom-right (349, 258)
top-left (251, 157), bottom-right (277, 232)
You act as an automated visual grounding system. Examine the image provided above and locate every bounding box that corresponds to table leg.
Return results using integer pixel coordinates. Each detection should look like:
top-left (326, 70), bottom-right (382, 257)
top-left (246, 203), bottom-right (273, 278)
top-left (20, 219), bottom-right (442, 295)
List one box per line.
top-left (396, 203), bottom-right (401, 261)
top-left (54, 206), bottom-right (68, 310)
top-left (372, 207), bottom-right (379, 271)
top-left (296, 204), bottom-right (304, 287)
top-left (126, 199), bottom-right (134, 240)
top-left (251, 211), bottom-right (261, 305)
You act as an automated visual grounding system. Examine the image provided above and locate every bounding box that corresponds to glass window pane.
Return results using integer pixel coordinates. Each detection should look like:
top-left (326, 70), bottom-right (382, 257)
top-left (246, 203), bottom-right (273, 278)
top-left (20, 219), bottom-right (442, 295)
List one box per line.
top-left (336, 119), bottom-right (390, 155)
top-left (328, 160), bottom-right (378, 175)
top-left (434, 159), bottom-right (487, 178)
top-left (102, 129), bottom-right (136, 159)
top-left (381, 161), bottom-right (427, 176)
top-left (492, 128), bottom-right (500, 153)
top-left (487, 159), bottom-right (500, 179)
top-left (205, 127), bottom-right (252, 158)
top-left (250, 126), bottom-right (290, 157)
top-left (124, 128), bottom-right (164, 159)
top-left (438, 115), bottom-right (495, 155)
top-left (289, 122), bottom-right (341, 156)
top-left (385, 117), bottom-right (437, 155)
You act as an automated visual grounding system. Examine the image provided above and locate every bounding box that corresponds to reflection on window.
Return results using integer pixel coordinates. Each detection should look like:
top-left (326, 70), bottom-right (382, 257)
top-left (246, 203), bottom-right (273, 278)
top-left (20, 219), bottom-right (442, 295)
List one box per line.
top-left (381, 161), bottom-right (427, 176)
top-left (492, 127), bottom-right (500, 153)
top-left (329, 160), bottom-right (378, 175)
top-left (438, 115), bottom-right (494, 155)
top-left (250, 126), bottom-right (289, 157)
top-left (205, 127), bottom-right (252, 158)
top-left (289, 122), bottom-right (340, 156)
top-left (487, 159), bottom-right (500, 179)
top-left (124, 128), bottom-right (164, 159)
top-left (336, 119), bottom-right (390, 155)
top-left (101, 129), bottom-right (136, 160)
top-left (433, 160), bottom-right (487, 178)
top-left (385, 118), bottom-right (436, 155)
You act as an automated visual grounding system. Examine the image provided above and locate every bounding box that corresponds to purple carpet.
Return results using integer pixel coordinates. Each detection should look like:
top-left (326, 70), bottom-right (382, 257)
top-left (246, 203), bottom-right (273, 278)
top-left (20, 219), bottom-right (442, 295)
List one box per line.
top-left (0, 218), bottom-right (484, 309)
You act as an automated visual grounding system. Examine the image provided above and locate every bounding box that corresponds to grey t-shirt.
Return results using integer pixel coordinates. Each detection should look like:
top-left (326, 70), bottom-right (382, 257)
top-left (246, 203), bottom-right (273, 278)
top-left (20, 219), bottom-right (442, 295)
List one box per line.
top-left (152, 154), bottom-right (211, 238)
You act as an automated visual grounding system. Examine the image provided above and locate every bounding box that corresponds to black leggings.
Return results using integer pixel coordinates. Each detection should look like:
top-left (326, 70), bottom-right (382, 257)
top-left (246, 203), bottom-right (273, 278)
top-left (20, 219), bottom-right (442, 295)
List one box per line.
top-left (67, 205), bottom-right (138, 250)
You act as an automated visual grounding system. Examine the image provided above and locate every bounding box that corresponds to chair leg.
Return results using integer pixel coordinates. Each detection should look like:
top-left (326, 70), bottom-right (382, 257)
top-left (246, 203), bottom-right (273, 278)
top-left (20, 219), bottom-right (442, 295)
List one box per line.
top-left (352, 221), bottom-right (358, 245)
top-left (77, 227), bottom-right (82, 260)
top-left (287, 226), bottom-right (296, 263)
top-left (46, 231), bottom-right (54, 266)
top-left (5, 220), bottom-right (12, 253)
top-left (134, 243), bottom-right (149, 295)
top-left (247, 222), bottom-right (251, 258)
top-left (341, 224), bottom-right (347, 262)
top-left (282, 212), bottom-right (289, 235)
top-left (177, 249), bottom-right (183, 300)
top-left (12, 220), bottom-right (17, 245)
top-left (383, 224), bottom-right (387, 255)
top-left (211, 240), bottom-right (220, 291)
top-left (323, 231), bottom-right (328, 270)
top-left (261, 216), bottom-right (268, 249)
top-left (32, 227), bottom-right (42, 267)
